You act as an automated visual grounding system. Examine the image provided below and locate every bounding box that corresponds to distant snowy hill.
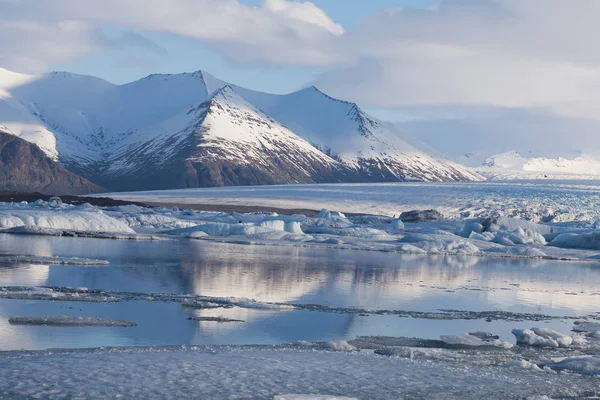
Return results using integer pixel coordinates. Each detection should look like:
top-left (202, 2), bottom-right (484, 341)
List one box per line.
top-left (476, 150), bottom-right (600, 180)
top-left (0, 67), bottom-right (482, 191)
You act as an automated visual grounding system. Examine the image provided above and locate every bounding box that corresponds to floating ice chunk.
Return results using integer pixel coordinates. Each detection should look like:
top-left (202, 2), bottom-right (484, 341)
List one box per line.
top-left (188, 231), bottom-right (209, 239)
top-left (390, 219), bottom-right (404, 230)
top-left (487, 247), bottom-right (548, 258)
top-left (441, 333), bottom-right (513, 349)
top-left (0, 254), bottom-right (109, 265)
top-left (259, 220), bottom-right (286, 231)
top-left (306, 209), bottom-right (352, 229)
top-left (181, 299), bottom-right (231, 309)
top-left (531, 328), bottom-right (573, 347)
top-left (462, 217), bottom-right (547, 245)
top-left (168, 219), bottom-right (306, 238)
top-left (0, 287), bottom-right (119, 303)
top-left (400, 209), bottom-right (444, 222)
top-left (284, 221), bottom-right (304, 234)
top-left (512, 328), bottom-right (573, 348)
top-left (549, 232), bottom-right (600, 250)
top-left (119, 213), bottom-right (199, 230)
top-left (396, 244), bottom-right (427, 254)
top-left (8, 316), bottom-right (136, 327)
top-left (399, 234), bottom-right (480, 255)
top-left (295, 340), bottom-right (357, 352)
top-left (317, 209), bottom-right (331, 219)
top-left (549, 357), bottom-right (600, 375)
top-left (321, 341), bottom-right (357, 352)
top-left (504, 360), bottom-right (543, 372)
top-left (236, 300), bottom-right (295, 310)
top-left (0, 205), bottom-right (135, 235)
top-left (573, 321), bottom-right (600, 338)
top-left (441, 333), bottom-right (486, 346)
top-left (468, 231), bottom-right (494, 241)
top-left (188, 316), bottom-right (244, 323)
top-left (507, 227), bottom-right (547, 245)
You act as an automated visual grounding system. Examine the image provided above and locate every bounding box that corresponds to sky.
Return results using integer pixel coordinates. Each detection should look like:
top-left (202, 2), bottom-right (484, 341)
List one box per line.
top-left (1, 0), bottom-right (600, 162)
top-left (51, 0), bottom-right (439, 93)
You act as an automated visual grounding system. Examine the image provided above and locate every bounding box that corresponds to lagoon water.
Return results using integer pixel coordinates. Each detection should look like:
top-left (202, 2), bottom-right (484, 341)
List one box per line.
top-left (0, 234), bottom-right (599, 350)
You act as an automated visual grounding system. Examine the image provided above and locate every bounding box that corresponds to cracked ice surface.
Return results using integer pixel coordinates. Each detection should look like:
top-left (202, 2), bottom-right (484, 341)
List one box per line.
top-left (1, 345), bottom-right (599, 400)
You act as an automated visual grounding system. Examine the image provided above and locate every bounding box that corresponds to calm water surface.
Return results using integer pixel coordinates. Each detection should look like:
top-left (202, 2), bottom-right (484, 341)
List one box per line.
top-left (0, 234), bottom-right (599, 350)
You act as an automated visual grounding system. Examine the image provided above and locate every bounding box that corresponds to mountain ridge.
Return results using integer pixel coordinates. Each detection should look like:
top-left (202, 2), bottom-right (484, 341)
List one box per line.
top-left (0, 67), bottom-right (483, 191)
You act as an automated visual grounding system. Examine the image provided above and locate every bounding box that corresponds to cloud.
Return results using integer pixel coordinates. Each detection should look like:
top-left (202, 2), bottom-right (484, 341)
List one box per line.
top-left (113, 31), bottom-right (168, 56)
top-left (0, 19), bottom-right (102, 72)
top-left (311, 0), bottom-right (600, 119)
top-left (0, 0), bottom-right (344, 71)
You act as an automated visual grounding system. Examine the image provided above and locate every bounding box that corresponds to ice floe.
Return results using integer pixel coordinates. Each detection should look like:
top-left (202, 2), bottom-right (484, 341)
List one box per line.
top-left (8, 316), bottom-right (136, 327)
top-left (187, 316), bottom-right (244, 323)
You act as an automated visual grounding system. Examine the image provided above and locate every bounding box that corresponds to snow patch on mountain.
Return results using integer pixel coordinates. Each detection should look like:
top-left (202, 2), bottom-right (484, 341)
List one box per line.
top-left (477, 150), bottom-right (600, 180)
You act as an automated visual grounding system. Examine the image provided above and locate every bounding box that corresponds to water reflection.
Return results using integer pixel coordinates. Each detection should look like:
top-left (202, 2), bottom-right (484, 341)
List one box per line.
top-left (0, 234), bottom-right (599, 350)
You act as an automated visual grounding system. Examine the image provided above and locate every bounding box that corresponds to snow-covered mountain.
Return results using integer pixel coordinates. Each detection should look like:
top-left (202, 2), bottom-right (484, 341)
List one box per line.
top-left (476, 150), bottom-right (600, 180)
top-left (0, 67), bottom-right (482, 192)
top-left (0, 126), bottom-right (101, 194)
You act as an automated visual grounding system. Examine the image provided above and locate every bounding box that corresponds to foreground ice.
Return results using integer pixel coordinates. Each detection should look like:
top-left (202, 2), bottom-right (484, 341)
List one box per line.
top-left (8, 316), bottom-right (136, 327)
top-left (1, 344), bottom-right (599, 399)
top-left (275, 396), bottom-right (357, 400)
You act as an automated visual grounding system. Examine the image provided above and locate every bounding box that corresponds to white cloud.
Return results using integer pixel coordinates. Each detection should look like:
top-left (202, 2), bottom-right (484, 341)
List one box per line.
top-left (309, 0), bottom-right (600, 120)
top-left (0, 19), bottom-right (101, 72)
top-left (0, 0), bottom-right (344, 71)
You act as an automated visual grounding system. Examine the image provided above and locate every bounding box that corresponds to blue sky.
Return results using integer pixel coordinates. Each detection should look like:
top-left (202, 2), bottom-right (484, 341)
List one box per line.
top-left (51, 0), bottom-right (438, 93)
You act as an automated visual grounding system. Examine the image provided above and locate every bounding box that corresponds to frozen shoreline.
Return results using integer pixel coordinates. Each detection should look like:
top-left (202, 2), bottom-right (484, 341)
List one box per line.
top-left (0, 188), bottom-right (600, 262)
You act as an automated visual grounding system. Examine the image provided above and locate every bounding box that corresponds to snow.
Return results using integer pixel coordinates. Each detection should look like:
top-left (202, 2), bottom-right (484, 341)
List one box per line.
top-left (1, 345), bottom-right (599, 399)
top-left (275, 396), bottom-right (357, 400)
top-left (8, 316), bottom-right (136, 327)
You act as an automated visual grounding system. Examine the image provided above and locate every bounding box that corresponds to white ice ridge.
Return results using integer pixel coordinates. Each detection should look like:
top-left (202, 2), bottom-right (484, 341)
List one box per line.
top-left (0, 201), bottom-right (134, 234)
